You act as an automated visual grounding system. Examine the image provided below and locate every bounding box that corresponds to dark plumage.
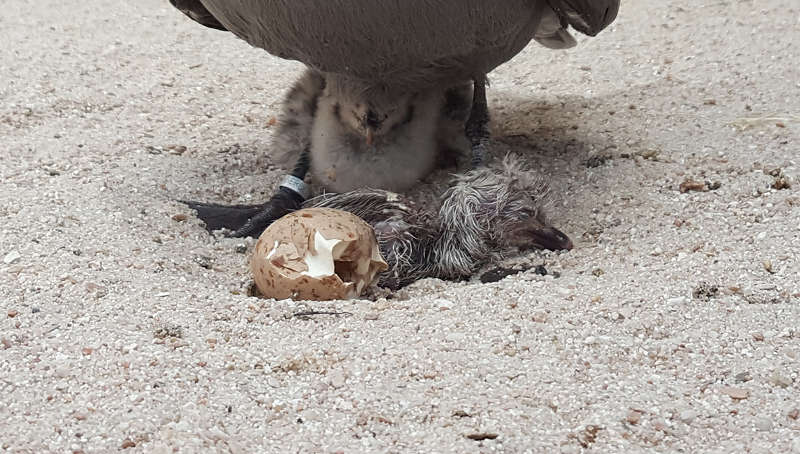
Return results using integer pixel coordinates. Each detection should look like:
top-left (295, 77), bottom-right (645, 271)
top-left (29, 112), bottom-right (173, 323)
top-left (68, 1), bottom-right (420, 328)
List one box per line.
top-left (307, 155), bottom-right (572, 289)
top-left (171, 0), bottom-right (618, 91)
top-left (169, 0), bottom-right (225, 31)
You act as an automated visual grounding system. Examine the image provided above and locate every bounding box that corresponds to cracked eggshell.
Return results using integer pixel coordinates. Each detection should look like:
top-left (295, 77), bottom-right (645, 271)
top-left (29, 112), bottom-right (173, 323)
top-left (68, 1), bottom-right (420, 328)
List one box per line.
top-left (251, 208), bottom-right (388, 301)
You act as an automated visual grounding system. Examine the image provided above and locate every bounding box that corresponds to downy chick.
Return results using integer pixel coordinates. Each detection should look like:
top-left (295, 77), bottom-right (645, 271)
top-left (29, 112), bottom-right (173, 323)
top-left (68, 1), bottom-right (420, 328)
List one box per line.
top-left (272, 70), bottom-right (471, 194)
top-left (307, 154), bottom-right (573, 290)
top-left (182, 70), bottom-right (470, 234)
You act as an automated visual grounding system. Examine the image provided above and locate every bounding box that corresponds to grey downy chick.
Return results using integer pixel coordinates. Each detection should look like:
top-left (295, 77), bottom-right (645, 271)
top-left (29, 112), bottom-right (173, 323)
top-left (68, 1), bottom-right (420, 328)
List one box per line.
top-left (271, 69), bottom-right (472, 194)
top-left (307, 154), bottom-right (572, 290)
top-left (182, 70), bottom-right (471, 234)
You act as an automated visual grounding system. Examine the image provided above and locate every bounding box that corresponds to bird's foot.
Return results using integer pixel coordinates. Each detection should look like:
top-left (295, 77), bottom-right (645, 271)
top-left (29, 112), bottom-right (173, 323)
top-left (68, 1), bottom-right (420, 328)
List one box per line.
top-left (480, 266), bottom-right (527, 283)
top-left (183, 177), bottom-right (308, 238)
top-left (229, 186), bottom-right (306, 237)
top-left (480, 264), bottom-right (551, 283)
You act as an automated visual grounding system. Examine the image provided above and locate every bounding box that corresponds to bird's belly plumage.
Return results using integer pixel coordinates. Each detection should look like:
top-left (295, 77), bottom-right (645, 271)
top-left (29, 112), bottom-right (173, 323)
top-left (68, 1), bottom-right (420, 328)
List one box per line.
top-left (310, 139), bottom-right (439, 194)
top-left (198, 0), bottom-right (545, 88)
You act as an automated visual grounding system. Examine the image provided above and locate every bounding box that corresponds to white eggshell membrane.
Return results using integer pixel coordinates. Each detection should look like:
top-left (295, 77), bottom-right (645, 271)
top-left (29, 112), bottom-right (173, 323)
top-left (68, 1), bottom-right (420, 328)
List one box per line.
top-left (301, 231), bottom-right (342, 278)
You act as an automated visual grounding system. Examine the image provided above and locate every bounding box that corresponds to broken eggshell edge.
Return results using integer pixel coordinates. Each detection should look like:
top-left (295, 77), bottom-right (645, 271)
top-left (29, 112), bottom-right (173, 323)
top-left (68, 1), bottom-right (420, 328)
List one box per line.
top-left (250, 208), bottom-right (388, 301)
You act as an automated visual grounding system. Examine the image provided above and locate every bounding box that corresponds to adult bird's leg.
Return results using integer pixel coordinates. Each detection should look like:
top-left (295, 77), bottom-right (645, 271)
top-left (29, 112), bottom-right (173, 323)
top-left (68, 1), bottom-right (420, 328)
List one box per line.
top-left (465, 75), bottom-right (490, 168)
top-left (182, 69), bottom-right (325, 237)
top-left (228, 149), bottom-right (310, 238)
top-left (182, 150), bottom-right (310, 237)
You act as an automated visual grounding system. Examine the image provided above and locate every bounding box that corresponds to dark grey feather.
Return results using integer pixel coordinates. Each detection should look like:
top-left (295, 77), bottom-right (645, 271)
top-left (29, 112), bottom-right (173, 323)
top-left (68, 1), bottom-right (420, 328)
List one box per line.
top-left (174, 0), bottom-right (619, 90)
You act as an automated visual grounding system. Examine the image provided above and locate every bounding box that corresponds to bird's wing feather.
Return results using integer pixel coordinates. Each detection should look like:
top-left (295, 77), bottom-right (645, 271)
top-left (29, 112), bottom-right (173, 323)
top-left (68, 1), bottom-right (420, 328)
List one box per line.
top-left (169, 0), bottom-right (228, 31)
top-left (194, 0), bottom-right (546, 88)
top-left (170, 1), bottom-right (619, 87)
top-left (545, 0), bottom-right (620, 36)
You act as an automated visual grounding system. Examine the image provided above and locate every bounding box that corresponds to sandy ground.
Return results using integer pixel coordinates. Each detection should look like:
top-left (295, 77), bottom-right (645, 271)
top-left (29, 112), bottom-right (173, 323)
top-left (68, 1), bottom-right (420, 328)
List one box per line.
top-left (2, 1), bottom-right (799, 452)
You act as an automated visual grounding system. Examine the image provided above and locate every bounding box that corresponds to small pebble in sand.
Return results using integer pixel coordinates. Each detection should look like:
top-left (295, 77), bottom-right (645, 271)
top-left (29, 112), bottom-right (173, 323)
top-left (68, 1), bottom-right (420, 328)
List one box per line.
top-left (667, 296), bottom-right (688, 305)
top-left (772, 175), bottom-right (791, 190)
top-left (678, 410), bottom-right (698, 423)
top-left (692, 282), bottom-right (719, 300)
top-left (626, 410), bottom-right (642, 425)
top-left (3, 250), bottom-right (21, 264)
top-left (585, 155), bottom-right (611, 168)
top-left (767, 168), bottom-right (792, 190)
top-left (679, 179), bottom-right (707, 193)
top-left (735, 371), bottom-right (753, 383)
top-left (531, 311), bottom-right (548, 323)
top-left (466, 433), bottom-right (498, 441)
top-left (166, 144), bottom-right (187, 155)
top-left (328, 370), bottom-right (346, 388)
top-left (720, 387), bottom-right (749, 400)
top-left (194, 255), bottom-right (213, 269)
top-left (769, 372), bottom-right (792, 388)
top-left (435, 299), bottom-right (454, 310)
top-left (754, 417), bottom-right (773, 432)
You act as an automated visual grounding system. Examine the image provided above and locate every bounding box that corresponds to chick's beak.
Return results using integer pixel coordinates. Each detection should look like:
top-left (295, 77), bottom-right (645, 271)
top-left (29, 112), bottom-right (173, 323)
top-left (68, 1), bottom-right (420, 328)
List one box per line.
top-left (530, 226), bottom-right (574, 251)
top-left (365, 129), bottom-right (375, 146)
top-left (508, 222), bottom-right (574, 251)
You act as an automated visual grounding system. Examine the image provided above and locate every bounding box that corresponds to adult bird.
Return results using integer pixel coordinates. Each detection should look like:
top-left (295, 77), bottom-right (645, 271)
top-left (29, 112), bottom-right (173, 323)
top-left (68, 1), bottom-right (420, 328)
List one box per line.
top-left (169, 0), bottom-right (620, 237)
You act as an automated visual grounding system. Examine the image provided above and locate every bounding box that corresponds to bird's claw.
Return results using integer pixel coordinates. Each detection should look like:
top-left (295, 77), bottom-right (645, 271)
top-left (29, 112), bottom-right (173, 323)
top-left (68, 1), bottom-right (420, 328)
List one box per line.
top-left (182, 186), bottom-right (306, 238)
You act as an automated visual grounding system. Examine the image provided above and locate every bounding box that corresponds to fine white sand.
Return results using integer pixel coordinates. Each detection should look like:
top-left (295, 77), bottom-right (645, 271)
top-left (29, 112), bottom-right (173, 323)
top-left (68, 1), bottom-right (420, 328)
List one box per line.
top-left (2, 1), bottom-right (799, 452)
